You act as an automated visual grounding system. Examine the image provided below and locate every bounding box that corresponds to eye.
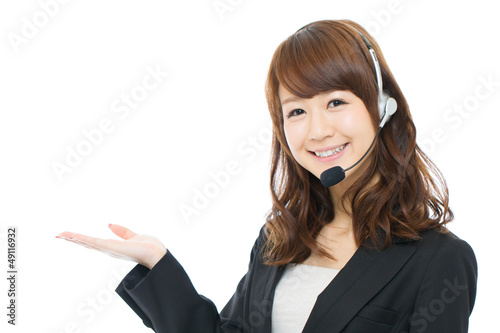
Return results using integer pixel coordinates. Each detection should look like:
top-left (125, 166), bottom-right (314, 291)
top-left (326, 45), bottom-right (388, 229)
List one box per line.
top-left (286, 108), bottom-right (305, 119)
top-left (328, 99), bottom-right (346, 108)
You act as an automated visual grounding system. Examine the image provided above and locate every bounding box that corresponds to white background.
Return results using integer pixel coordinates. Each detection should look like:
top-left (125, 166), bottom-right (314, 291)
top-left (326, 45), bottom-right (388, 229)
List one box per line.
top-left (0, 0), bottom-right (498, 332)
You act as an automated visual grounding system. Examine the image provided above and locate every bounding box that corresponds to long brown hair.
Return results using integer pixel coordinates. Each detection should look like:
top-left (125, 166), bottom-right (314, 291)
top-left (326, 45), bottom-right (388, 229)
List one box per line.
top-left (262, 19), bottom-right (453, 266)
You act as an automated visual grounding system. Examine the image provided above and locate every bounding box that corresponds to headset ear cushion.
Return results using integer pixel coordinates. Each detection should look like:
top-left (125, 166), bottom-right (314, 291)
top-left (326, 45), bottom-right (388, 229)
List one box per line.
top-left (378, 92), bottom-right (391, 118)
top-left (386, 97), bottom-right (397, 116)
top-left (378, 93), bottom-right (398, 128)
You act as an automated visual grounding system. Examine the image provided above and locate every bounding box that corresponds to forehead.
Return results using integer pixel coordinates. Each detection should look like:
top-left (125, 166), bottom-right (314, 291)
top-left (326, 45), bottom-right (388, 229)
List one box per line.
top-left (278, 84), bottom-right (337, 104)
top-left (278, 84), bottom-right (306, 107)
top-left (278, 84), bottom-right (326, 101)
top-left (278, 84), bottom-right (292, 99)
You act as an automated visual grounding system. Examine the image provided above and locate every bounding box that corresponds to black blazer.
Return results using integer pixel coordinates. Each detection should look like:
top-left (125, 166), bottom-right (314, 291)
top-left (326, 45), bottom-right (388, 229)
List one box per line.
top-left (115, 227), bottom-right (477, 333)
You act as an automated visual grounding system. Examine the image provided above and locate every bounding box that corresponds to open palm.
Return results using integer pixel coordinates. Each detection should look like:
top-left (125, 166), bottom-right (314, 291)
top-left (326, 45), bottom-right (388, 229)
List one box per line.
top-left (57, 224), bottom-right (167, 269)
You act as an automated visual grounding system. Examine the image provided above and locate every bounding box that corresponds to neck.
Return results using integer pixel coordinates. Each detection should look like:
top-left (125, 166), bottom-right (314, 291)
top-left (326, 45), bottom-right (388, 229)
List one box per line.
top-left (326, 167), bottom-right (381, 230)
top-left (327, 171), bottom-right (354, 229)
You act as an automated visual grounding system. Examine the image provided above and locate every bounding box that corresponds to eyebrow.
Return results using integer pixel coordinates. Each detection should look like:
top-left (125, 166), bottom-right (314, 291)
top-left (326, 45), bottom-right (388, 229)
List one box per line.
top-left (281, 96), bottom-right (301, 105)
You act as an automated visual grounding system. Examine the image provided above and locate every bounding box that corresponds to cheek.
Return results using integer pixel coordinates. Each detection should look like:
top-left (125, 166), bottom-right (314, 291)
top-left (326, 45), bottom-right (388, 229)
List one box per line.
top-left (283, 124), bottom-right (306, 155)
top-left (341, 107), bottom-right (375, 139)
top-left (335, 113), bottom-right (357, 138)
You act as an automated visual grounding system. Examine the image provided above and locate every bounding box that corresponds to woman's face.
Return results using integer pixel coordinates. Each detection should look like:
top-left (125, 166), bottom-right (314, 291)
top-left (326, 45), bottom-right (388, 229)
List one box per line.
top-left (279, 85), bottom-right (377, 184)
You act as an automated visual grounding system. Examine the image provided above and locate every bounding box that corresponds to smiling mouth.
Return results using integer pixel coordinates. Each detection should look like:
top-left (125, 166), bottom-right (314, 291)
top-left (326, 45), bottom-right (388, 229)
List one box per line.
top-left (311, 144), bottom-right (347, 158)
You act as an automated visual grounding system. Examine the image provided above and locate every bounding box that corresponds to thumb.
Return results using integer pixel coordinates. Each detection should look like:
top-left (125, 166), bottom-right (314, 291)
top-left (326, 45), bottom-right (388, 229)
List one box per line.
top-left (108, 224), bottom-right (137, 240)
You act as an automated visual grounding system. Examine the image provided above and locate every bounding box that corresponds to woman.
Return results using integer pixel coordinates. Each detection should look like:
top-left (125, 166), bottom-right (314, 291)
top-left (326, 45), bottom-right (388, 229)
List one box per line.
top-left (58, 19), bottom-right (477, 332)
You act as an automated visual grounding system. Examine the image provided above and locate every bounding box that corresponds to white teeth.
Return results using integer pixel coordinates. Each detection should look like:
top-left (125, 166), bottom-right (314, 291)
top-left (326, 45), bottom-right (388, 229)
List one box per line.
top-left (314, 144), bottom-right (346, 158)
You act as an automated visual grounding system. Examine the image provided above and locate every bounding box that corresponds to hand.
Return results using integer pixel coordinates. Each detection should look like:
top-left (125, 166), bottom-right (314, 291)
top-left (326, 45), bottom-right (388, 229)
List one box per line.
top-left (57, 224), bottom-right (167, 270)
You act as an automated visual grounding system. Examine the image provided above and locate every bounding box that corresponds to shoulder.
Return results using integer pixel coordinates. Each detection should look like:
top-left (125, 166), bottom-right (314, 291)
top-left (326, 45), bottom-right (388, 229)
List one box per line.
top-left (409, 228), bottom-right (477, 282)
top-left (392, 227), bottom-right (476, 266)
top-left (415, 228), bottom-right (476, 261)
top-left (407, 228), bottom-right (478, 320)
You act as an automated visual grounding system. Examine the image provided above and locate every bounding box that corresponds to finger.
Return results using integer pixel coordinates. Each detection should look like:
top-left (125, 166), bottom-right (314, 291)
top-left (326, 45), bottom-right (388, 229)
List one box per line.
top-left (65, 232), bottom-right (110, 250)
top-left (60, 237), bottom-right (133, 260)
top-left (60, 235), bottom-right (102, 249)
top-left (58, 230), bottom-right (147, 263)
top-left (58, 231), bottom-right (75, 239)
top-left (59, 237), bottom-right (100, 251)
top-left (108, 224), bottom-right (137, 240)
top-left (71, 235), bottom-right (139, 260)
top-left (72, 237), bottom-right (144, 264)
top-left (61, 237), bottom-right (125, 256)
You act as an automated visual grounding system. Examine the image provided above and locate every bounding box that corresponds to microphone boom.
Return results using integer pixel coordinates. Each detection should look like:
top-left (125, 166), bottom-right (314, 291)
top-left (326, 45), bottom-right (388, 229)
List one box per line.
top-left (319, 126), bottom-right (382, 187)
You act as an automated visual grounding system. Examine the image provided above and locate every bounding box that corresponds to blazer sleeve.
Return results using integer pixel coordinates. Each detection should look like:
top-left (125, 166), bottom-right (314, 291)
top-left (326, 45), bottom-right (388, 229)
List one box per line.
top-left (115, 228), bottom-right (265, 333)
top-left (409, 232), bottom-right (478, 333)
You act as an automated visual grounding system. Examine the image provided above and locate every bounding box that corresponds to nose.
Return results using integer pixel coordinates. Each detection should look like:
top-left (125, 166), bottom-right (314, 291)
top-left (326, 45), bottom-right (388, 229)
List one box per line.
top-left (308, 110), bottom-right (334, 141)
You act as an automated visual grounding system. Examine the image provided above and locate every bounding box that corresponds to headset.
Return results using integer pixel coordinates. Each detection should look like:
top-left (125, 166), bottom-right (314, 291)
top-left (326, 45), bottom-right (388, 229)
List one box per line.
top-left (320, 25), bottom-right (398, 187)
top-left (351, 26), bottom-right (398, 127)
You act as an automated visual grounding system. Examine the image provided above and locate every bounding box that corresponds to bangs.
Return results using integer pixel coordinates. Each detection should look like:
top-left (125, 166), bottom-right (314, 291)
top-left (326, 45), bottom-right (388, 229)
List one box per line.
top-left (273, 23), bottom-right (373, 100)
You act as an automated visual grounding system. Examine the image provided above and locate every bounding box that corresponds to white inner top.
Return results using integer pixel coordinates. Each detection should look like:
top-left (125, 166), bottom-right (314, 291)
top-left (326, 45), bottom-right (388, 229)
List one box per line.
top-left (271, 263), bottom-right (340, 333)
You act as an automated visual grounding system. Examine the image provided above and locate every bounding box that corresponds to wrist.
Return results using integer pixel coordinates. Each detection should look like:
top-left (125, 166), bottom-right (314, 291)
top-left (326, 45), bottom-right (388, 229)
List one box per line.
top-left (147, 248), bottom-right (167, 270)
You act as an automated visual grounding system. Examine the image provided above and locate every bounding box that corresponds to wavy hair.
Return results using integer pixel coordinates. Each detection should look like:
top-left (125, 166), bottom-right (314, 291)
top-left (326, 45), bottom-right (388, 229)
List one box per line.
top-left (262, 19), bottom-right (453, 265)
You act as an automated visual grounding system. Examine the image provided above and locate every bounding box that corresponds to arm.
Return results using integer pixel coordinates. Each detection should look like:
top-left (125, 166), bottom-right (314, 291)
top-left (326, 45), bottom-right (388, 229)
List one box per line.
top-left (115, 250), bottom-right (222, 332)
top-left (409, 232), bottom-right (478, 333)
top-left (115, 230), bottom-right (265, 333)
top-left (58, 224), bottom-right (265, 333)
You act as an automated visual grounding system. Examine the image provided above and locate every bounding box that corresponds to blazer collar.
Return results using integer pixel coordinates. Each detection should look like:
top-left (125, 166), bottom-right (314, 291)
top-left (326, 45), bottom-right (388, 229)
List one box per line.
top-left (257, 230), bottom-right (416, 333)
top-left (302, 239), bottom-right (416, 333)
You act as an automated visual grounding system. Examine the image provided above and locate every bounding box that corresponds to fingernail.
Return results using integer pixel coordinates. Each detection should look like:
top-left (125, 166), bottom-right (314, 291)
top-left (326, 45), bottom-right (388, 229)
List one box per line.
top-left (55, 235), bottom-right (60, 238)
top-left (108, 224), bottom-right (113, 228)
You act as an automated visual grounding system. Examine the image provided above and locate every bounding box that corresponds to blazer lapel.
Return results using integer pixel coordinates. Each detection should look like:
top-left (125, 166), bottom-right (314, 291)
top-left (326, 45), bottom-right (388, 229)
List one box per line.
top-left (250, 261), bottom-right (285, 332)
top-left (302, 239), bottom-right (415, 333)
